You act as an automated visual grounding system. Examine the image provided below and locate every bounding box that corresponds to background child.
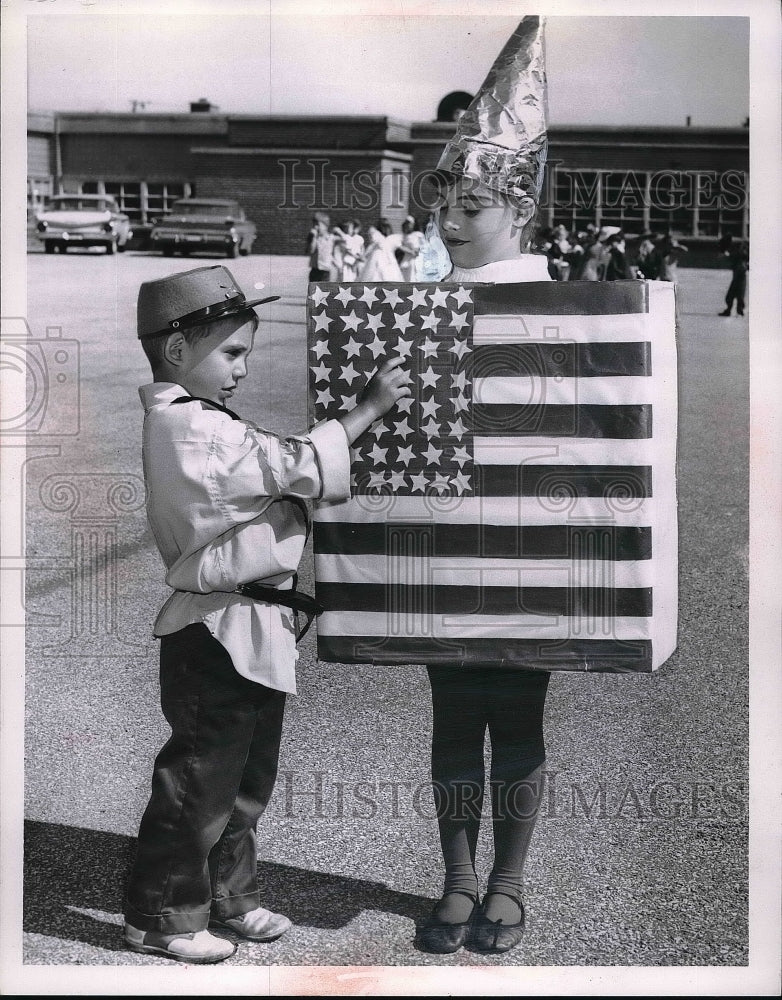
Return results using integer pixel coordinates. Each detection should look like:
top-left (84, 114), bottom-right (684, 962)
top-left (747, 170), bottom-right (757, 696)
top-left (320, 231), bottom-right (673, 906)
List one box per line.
top-left (125, 264), bottom-right (410, 963)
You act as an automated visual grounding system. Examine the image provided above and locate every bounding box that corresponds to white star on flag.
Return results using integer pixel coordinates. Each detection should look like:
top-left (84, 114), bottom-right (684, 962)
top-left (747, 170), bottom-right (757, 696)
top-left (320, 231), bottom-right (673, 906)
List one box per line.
top-left (431, 473), bottom-right (451, 494)
top-left (394, 337), bottom-right (414, 359)
top-left (451, 445), bottom-right (471, 466)
top-left (388, 470), bottom-right (407, 490)
top-left (341, 337), bottom-right (364, 359)
top-left (334, 287), bottom-right (354, 307)
top-left (359, 286), bottom-right (379, 307)
top-left (420, 310), bottom-right (440, 332)
top-left (367, 442), bottom-right (388, 465)
top-left (368, 471), bottom-right (387, 490)
top-left (451, 393), bottom-right (469, 414)
top-left (312, 312), bottom-right (331, 333)
top-left (449, 311), bottom-right (470, 333)
top-left (393, 311), bottom-right (414, 334)
top-left (418, 337), bottom-right (439, 359)
top-left (410, 472), bottom-right (429, 493)
top-left (382, 287), bottom-right (403, 308)
top-left (310, 361), bottom-right (330, 383)
top-left (421, 418), bottom-right (441, 438)
top-left (315, 387), bottom-right (334, 407)
top-left (447, 416), bottom-right (468, 439)
top-left (365, 312), bottom-right (384, 333)
top-left (396, 396), bottom-right (414, 414)
top-left (452, 471), bottom-right (472, 494)
top-left (420, 398), bottom-right (441, 419)
top-left (370, 420), bottom-right (389, 438)
top-left (366, 334), bottom-right (386, 359)
top-left (339, 362), bottom-right (360, 385)
top-left (429, 287), bottom-right (451, 309)
top-left (339, 394), bottom-right (358, 411)
top-left (393, 417), bottom-right (413, 439)
top-left (452, 286), bottom-right (472, 307)
top-left (423, 442), bottom-right (443, 464)
top-left (396, 444), bottom-right (416, 466)
top-left (311, 339), bottom-right (329, 360)
top-left (419, 367), bottom-right (440, 390)
top-left (310, 286), bottom-right (330, 307)
top-left (408, 287), bottom-right (429, 310)
top-left (342, 310), bottom-right (362, 332)
top-left (452, 370), bottom-right (469, 391)
top-left (448, 338), bottom-right (471, 361)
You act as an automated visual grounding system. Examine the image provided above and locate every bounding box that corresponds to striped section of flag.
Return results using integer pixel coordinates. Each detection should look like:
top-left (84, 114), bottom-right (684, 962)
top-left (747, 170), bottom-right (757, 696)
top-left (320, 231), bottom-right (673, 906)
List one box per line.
top-left (308, 280), bottom-right (678, 672)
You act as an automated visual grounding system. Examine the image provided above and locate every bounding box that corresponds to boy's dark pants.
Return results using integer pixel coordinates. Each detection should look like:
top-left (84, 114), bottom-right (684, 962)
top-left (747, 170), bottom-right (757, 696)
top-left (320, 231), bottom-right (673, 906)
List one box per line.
top-left (125, 623), bottom-right (286, 934)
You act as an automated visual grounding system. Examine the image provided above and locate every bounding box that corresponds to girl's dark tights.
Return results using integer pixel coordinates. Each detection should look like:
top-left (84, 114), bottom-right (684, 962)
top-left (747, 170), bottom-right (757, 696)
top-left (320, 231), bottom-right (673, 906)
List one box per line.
top-left (427, 665), bottom-right (550, 923)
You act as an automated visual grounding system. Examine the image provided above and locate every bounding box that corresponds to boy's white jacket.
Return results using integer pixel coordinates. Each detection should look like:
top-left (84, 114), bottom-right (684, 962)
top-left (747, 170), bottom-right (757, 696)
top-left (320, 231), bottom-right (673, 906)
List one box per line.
top-left (138, 382), bottom-right (351, 693)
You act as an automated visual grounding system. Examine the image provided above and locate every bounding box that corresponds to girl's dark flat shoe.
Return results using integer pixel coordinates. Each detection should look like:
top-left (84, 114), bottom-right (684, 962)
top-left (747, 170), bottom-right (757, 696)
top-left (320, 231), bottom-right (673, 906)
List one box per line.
top-left (415, 894), bottom-right (480, 954)
top-left (470, 898), bottom-right (526, 954)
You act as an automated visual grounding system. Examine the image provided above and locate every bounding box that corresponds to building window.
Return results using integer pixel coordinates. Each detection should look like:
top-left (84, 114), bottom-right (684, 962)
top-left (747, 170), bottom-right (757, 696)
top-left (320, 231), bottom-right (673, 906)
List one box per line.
top-left (103, 181), bottom-right (143, 221)
top-left (146, 182), bottom-right (190, 222)
top-left (548, 166), bottom-right (748, 240)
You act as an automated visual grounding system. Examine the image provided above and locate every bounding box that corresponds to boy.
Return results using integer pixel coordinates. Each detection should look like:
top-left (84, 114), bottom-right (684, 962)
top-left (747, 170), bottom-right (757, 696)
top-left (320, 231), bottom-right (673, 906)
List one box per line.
top-left (124, 264), bottom-right (410, 963)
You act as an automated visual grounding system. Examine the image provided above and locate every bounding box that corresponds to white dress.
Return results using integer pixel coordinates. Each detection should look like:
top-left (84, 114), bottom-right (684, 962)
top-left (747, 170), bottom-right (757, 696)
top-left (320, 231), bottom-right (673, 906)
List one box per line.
top-left (359, 233), bottom-right (404, 281)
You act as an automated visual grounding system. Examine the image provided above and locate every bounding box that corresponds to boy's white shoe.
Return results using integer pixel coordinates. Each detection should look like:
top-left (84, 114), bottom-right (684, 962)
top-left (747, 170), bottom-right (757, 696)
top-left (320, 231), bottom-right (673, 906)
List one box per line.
top-left (209, 906), bottom-right (291, 942)
top-left (123, 923), bottom-right (236, 963)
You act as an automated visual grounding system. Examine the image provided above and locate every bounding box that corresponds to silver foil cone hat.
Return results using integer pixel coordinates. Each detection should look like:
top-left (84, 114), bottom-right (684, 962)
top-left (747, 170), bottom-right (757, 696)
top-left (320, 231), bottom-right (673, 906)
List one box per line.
top-left (436, 15), bottom-right (548, 199)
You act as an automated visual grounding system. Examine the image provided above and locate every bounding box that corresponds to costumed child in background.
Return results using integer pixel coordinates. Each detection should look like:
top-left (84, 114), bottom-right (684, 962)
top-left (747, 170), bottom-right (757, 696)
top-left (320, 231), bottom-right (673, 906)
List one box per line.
top-left (124, 265), bottom-right (411, 964)
top-left (415, 16), bottom-right (554, 956)
top-left (333, 219), bottom-right (365, 282)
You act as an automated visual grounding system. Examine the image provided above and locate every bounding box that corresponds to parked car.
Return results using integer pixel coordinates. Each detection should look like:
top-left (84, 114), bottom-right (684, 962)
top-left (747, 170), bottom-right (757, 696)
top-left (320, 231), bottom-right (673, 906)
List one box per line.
top-left (35, 194), bottom-right (132, 254)
top-left (149, 198), bottom-right (257, 258)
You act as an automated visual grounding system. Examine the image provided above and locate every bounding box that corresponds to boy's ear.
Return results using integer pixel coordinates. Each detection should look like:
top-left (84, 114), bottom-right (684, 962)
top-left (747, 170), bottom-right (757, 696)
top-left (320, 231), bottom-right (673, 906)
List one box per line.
top-left (163, 331), bottom-right (187, 368)
top-left (510, 196), bottom-right (537, 231)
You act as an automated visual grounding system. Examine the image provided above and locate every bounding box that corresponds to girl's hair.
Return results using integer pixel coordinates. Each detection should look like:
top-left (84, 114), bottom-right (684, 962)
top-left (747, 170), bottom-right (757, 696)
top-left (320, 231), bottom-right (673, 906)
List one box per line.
top-left (376, 218), bottom-right (393, 237)
top-left (141, 311), bottom-right (260, 370)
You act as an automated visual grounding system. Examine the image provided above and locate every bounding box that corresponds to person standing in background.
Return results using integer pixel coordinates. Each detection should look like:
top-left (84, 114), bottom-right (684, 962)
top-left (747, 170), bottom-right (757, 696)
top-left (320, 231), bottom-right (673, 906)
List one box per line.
top-left (306, 212), bottom-right (336, 282)
top-left (719, 236), bottom-right (749, 316)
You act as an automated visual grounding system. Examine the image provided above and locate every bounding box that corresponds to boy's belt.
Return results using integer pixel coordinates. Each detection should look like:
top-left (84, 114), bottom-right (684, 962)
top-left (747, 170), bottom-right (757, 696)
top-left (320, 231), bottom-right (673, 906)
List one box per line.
top-left (235, 575), bottom-right (323, 643)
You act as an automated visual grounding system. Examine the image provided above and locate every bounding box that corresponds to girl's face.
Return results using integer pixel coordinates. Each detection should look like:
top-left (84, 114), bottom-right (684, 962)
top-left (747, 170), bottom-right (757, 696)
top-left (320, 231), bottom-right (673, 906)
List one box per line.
top-left (436, 178), bottom-right (524, 268)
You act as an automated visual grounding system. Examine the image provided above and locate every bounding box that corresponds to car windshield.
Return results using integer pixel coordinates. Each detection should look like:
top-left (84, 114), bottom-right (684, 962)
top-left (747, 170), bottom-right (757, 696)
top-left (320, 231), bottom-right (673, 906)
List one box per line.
top-left (47, 197), bottom-right (115, 212)
top-left (172, 202), bottom-right (238, 217)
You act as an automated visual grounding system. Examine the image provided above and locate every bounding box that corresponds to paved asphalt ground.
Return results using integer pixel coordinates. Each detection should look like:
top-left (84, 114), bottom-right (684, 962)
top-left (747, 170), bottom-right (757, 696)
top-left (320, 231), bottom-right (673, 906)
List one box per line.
top-left (17, 251), bottom-right (749, 975)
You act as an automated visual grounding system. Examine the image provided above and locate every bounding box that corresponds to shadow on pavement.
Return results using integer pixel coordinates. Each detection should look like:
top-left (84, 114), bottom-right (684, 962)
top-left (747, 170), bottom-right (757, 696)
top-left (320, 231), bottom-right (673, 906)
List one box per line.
top-left (24, 820), bottom-right (432, 953)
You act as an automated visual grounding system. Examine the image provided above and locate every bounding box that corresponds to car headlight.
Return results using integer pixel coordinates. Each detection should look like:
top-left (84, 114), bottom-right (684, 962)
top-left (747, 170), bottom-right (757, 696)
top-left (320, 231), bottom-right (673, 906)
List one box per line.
top-left (102, 222), bottom-right (115, 233)
top-left (37, 221), bottom-right (48, 232)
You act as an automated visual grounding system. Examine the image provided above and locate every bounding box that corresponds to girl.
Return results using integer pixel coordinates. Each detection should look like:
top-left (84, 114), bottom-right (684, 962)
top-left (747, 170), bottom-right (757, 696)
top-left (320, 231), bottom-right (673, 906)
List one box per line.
top-left (415, 171), bottom-right (553, 956)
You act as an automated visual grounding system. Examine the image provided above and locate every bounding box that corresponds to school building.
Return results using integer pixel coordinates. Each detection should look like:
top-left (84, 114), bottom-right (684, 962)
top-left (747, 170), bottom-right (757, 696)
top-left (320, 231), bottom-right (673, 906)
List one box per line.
top-left (27, 107), bottom-right (749, 257)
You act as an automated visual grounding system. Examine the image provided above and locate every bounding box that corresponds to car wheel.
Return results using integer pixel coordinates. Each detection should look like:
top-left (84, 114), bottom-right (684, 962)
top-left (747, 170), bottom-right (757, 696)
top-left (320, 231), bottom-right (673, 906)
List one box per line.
top-left (228, 242), bottom-right (240, 259)
top-left (239, 245), bottom-right (250, 256)
top-left (106, 240), bottom-right (117, 255)
top-left (162, 247), bottom-right (175, 256)
top-left (117, 240), bottom-right (127, 253)
top-left (44, 241), bottom-right (56, 254)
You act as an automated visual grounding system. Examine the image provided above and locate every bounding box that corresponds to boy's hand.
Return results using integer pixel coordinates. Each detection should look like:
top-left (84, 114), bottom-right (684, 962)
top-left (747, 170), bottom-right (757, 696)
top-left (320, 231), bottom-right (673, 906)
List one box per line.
top-left (337, 356), bottom-right (412, 445)
top-left (362, 356), bottom-right (412, 420)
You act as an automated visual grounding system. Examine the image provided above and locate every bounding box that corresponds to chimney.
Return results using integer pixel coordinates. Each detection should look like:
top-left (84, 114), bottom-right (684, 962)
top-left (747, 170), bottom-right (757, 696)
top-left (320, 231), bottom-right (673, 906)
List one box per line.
top-left (190, 98), bottom-right (215, 113)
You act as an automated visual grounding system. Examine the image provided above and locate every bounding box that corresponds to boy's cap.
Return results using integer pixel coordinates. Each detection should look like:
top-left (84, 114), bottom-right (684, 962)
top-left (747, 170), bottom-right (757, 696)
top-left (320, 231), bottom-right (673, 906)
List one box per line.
top-left (137, 265), bottom-right (279, 340)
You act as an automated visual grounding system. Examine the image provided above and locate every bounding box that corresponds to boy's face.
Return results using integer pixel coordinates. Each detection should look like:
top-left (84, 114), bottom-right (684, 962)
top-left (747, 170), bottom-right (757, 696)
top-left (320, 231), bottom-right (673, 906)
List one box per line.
top-left (436, 178), bottom-right (528, 268)
top-left (174, 314), bottom-right (256, 405)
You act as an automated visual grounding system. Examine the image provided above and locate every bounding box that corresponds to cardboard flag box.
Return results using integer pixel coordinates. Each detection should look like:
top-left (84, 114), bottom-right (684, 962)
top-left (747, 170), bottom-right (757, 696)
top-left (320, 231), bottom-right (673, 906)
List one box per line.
top-left (307, 280), bottom-right (678, 673)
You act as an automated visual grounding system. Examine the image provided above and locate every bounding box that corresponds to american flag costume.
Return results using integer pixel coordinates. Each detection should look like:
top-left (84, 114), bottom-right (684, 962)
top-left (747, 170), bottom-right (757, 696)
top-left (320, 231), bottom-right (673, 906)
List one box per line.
top-left (307, 279), bottom-right (677, 673)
